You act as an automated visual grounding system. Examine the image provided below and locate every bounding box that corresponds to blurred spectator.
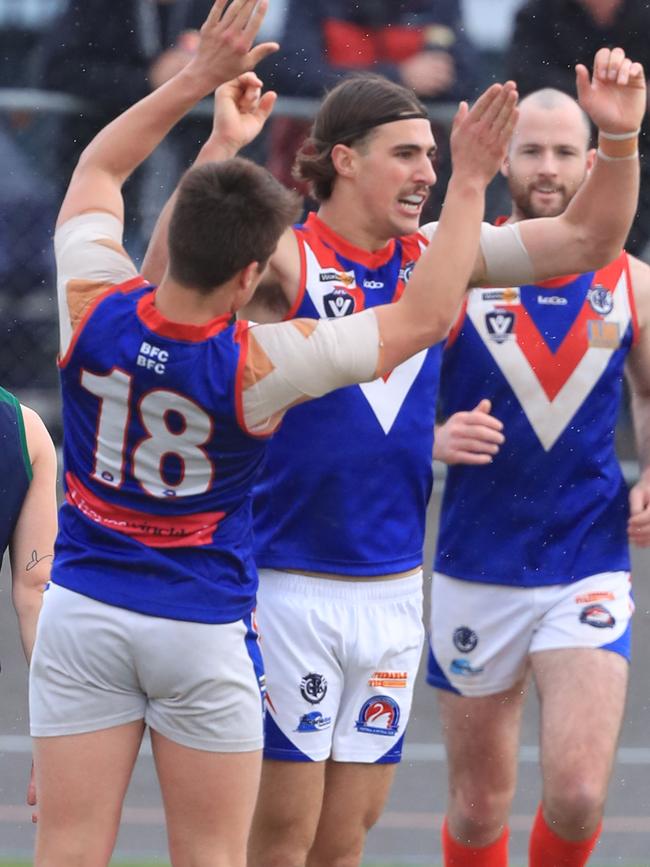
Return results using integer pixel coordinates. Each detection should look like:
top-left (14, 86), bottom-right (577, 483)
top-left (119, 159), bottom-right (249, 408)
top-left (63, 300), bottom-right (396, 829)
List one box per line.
top-left (505, 0), bottom-right (650, 258)
top-left (263, 0), bottom-right (480, 217)
top-left (0, 0), bottom-right (67, 86)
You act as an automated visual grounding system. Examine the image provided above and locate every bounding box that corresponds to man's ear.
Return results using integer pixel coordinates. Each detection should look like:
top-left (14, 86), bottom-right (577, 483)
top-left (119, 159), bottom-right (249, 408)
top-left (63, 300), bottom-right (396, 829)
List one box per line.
top-left (331, 143), bottom-right (357, 179)
top-left (500, 154), bottom-right (510, 180)
top-left (586, 147), bottom-right (597, 174)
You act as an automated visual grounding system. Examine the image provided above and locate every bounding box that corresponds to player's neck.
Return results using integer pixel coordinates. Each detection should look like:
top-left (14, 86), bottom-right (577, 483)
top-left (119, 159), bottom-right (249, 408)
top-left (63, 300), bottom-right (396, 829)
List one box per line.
top-left (155, 275), bottom-right (234, 324)
top-left (317, 199), bottom-right (393, 253)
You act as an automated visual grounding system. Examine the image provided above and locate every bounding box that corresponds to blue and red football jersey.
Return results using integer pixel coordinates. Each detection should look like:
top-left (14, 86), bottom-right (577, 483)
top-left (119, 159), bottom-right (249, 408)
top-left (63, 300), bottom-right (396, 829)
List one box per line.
top-left (436, 252), bottom-right (636, 586)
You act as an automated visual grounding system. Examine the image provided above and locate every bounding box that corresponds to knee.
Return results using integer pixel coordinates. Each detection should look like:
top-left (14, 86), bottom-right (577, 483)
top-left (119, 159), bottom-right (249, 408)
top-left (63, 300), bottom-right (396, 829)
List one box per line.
top-left (248, 815), bottom-right (315, 867)
top-left (307, 807), bottom-right (380, 867)
top-left (449, 778), bottom-right (515, 840)
top-left (543, 778), bottom-right (606, 834)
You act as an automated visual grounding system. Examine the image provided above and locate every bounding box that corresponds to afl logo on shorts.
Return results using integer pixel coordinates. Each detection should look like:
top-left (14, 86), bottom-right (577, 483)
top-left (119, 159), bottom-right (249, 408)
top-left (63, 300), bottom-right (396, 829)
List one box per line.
top-left (453, 626), bottom-right (478, 653)
top-left (579, 603), bottom-right (616, 628)
top-left (588, 285), bottom-right (614, 315)
top-left (355, 695), bottom-right (400, 736)
top-left (300, 672), bottom-right (327, 704)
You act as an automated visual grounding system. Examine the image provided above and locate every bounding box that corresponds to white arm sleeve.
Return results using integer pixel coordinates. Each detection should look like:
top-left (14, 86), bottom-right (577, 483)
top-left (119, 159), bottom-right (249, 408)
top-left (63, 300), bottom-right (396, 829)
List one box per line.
top-left (479, 222), bottom-right (533, 286)
top-left (55, 212), bottom-right (138, 355)
top-left (421, 220), bottom-right (534, 287)
top-left (242, 309), bottom-right (381, 433)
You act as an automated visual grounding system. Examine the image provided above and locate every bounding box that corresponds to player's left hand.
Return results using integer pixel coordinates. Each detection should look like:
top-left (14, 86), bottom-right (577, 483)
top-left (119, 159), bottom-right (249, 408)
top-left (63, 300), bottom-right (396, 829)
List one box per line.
top-left (576, 47), bottom-right (646, 135)
top-left (433, 399), bottom-right (505, 465)
top-left (628, 472), bottom-right (650, 546)
top-left (27, 759), bottom-right (37, 824)
top-left (210, 72), bottom-right (277, 153)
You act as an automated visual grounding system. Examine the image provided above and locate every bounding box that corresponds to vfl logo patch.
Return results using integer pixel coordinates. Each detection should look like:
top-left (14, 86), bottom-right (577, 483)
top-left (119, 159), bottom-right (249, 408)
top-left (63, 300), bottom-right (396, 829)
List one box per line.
top-left (324, 288), bottom-right (355, 317)
top-left (398, 260), bottom-right (415, 283)
top-left (295, 711), bottom-right (331, 732)
top-left (579, 604), bottom-right (616, 629)
top-left (588, 285), bottom-right (614, 315)
top-left (450, 658), bottom-right (484, 677)
top-left (300, 673), bottom-right (327, 704)
top-left (355, 695), bottom-right (400, 736)
top-left (452, 626), bottom-right (478, 654)
top-left (587, 320), bottom-right (620, 349)
top-left (485, 310), bottom-right (515, 343)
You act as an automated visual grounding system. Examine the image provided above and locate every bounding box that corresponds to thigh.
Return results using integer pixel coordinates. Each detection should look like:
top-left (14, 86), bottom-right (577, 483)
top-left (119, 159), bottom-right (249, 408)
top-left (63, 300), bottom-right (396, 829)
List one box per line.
top-left (29, 583), bottom-right (147, 737)
top-left (428, 573), bottom-right (534, 696)
top-left (152, 730), bottom-right (261, 867)
top-left (334, 573), bottom-right (424, 763)
top-left (256, 570), bottom-right (345, 762)
top-left (33, 721), bottom-right (145, 867)
top-left (533, 647), bottom-right (628, 792)
top-left (138, 613), bottom-right (265, 753)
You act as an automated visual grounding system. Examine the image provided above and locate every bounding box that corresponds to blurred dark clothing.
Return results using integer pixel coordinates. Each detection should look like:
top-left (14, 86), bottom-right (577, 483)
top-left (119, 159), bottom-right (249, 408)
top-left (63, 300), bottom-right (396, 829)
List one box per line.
top-left (506, 0), bottom-right (650, 256)
top-left (261, 0), bottom-right (479, 100)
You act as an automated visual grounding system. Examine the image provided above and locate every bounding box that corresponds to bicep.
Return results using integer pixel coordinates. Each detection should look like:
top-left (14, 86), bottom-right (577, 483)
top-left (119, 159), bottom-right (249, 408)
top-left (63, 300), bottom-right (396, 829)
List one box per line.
top-left (56, 165), bottom-right (124, 230)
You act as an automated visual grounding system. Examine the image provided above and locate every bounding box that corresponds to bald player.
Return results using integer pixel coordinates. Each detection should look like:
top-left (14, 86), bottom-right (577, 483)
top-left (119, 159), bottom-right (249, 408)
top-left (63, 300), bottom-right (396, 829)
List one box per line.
top-left (429, 87), bottom-right (650, 867)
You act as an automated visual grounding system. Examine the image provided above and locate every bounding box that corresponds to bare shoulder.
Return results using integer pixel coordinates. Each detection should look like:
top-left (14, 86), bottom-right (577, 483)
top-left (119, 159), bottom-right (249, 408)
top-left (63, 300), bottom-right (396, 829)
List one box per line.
top-left (628, 254), bottom-right (650, 329)
top-left (19, 405), bottom-right (56, 470)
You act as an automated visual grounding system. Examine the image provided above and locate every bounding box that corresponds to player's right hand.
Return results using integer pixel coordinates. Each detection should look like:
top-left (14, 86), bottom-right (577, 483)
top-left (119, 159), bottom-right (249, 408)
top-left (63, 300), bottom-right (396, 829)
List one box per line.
top-left (433, 399), bottom-right (505, 465)
top-left (210, 72), bottom-right (277, 153)
top-left (449, 82), bottom-right (519, 188)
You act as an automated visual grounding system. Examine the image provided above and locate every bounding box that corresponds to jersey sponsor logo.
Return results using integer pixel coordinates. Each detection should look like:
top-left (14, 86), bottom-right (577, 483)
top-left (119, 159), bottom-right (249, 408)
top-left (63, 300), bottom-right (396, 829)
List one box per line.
top-left (323, 288), bottom-right (355, 317)
top-left (485, 310), bottom-right (516, 343)
top-left (588, 285), bottom-right (614, 315)
top-left (452, 626), bottom-right (478, 653)
top-left (398, 260), bottom-right (415, 283)
top-left (450, 658), bottom-right (484, 676)
top-left (579, 603), bottom-right (616, 628)
top-left (300, 672), bottom-right (327, 704)
top-left (575, 591), bottom-right (616, 604)
top-left (481, 288), bottom-right (519, 303)
top-left (368, 671), bottom-right (408, 688)
top-left (363, 280), bottom-right (384, 289)
top-left (537, 295), bottom-right (568, 306)
top-left (319, 269), bottom-right (355, 285)
top-left (355, 695), bottom-right (400, 736)
top-left (587, 320), bottom-right (620, 349)
top-left (137, 340), bottom-right (169, 375)
top-left (295, 711), bottom-right (331, 732)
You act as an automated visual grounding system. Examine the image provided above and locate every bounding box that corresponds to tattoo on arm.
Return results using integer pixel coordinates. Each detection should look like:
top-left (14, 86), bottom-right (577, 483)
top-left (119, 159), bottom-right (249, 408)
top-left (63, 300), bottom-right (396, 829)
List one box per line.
top-left (26, 550), bottom-right (53, 572)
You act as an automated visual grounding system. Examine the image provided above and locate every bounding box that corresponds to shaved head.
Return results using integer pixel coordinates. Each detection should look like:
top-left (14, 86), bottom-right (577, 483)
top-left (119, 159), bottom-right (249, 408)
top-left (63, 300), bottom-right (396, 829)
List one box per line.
top-left (513, 89), bottom-right (592, 152)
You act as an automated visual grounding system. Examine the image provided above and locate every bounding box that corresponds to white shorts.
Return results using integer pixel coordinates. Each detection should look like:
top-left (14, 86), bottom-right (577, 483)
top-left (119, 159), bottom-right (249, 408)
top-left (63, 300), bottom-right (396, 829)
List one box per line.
top-left (428, 571), bottom-right (633, 697)
top-left (29, 583), bottom-right (265, 752)
top-left (256, 569), bottom-right (424, 764)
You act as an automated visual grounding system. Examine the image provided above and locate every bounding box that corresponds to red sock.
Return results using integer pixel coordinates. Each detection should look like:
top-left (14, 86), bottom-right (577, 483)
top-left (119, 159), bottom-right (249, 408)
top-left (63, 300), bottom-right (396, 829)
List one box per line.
top-left (529, 804), bottom-right (602, 867)
top-left (442, 817), bottom-right (509, 867)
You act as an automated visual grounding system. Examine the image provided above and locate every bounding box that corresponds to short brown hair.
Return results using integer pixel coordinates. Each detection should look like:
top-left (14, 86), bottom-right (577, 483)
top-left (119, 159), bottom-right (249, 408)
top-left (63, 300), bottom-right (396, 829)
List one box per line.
top-left (294, 74), bottom-right (429, 202)
top-left (168, 157), bottom-right (301, 292)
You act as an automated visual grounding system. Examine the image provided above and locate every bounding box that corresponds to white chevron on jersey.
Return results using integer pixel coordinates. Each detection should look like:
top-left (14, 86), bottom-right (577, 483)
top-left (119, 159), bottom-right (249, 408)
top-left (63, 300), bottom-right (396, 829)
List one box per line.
top-left (467, 270), bottom-right (631, 451)
top-left (359, 349), bottom-right (428, 434)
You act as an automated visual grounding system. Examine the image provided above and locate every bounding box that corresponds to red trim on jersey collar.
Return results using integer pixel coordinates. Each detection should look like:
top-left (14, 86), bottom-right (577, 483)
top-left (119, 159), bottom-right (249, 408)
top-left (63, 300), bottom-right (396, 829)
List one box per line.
top-left (494, 215), bottom-right (579, 287)
top-left (136, 291), bottom-right (233, 342)
top-left (305, 212), bottom-right (396, 269)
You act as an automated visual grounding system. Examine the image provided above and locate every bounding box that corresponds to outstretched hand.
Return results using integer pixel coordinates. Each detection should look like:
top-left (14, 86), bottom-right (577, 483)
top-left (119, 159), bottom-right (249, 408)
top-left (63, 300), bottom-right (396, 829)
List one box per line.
top-left (576, 47), bottom-right (646, 134)
top-left (450, 82), bottom-right (519, 187)
top-left (188, 0), bottom-right (279, 92)
top-left (433, 399), bottom-right (505, 465)
top-left (211, 72), bottom-right (277, 153)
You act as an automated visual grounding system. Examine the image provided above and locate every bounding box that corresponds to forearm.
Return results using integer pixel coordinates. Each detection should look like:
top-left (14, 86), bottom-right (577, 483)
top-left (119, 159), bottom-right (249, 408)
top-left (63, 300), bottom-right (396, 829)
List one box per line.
top-left (12, 582), bottom-right (45, 665)
top-left (631, 390), bottom-right (650, 479)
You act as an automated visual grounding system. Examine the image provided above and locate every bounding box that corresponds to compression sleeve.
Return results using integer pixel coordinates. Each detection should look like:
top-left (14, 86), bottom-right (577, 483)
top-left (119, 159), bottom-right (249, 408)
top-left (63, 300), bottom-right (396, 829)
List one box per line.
top-left (241, 309), bottom-right (381, 434)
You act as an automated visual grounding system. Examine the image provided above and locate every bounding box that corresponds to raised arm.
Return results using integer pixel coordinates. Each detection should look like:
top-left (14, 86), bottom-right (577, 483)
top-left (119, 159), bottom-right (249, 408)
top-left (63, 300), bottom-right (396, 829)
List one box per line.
top-left (56, 0), bottom-right (278, 228)
top-left (9, 407), bottom-right (57, 665)
top-left (469, 48), bottom-right (646, 288)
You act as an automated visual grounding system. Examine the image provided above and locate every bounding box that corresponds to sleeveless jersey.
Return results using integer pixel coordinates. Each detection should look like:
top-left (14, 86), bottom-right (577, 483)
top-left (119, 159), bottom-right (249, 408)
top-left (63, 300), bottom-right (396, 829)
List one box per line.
top-left (435, 252), bottom-right (637, 587)
top-left (0, 387), bottom-right (31, 558)
top-left (54, 278), bottom-right (268, 624)
top-left (253, 212), bottom-right (442, 575)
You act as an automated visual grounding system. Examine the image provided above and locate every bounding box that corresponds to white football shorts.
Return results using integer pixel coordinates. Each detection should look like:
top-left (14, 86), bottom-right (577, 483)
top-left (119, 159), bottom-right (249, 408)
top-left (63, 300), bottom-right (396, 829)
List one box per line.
top-left (428, 571), bottom-right (633, 697)
top-left (30, 582), bottom-right (265, 752)
top-left (256, 569), bottom-right (424, 763)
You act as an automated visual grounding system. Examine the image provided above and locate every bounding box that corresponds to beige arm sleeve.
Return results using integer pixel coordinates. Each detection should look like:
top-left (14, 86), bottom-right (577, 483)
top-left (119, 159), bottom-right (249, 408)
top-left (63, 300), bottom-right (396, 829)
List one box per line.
top-left (242, 309), bottom-right (381, 434)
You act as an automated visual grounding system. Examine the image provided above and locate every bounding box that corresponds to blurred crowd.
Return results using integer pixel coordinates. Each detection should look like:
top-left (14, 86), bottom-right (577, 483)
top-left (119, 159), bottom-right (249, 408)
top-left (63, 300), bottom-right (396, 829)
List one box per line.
top-left (2, 0), bottom-right (650, 414)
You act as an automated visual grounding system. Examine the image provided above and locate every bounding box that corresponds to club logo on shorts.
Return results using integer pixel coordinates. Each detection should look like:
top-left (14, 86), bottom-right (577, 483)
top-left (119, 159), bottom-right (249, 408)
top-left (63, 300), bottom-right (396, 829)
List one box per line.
top-left (324, 288), bottom-right (355, 317)
top-left (486, 310), bottom-right (515, 343)
top-left (300, 672), bottom-right (328, 704)
top-left (588, 285), bottom-right (614, 315)
top-left (450, 658), bottom-right (484, 677)
top-left (295, 711), bottom-right (332, 732)
top-left (355, 695), bottom-right (400, 736)
top-left (452, 626), bottom-right (478, 654)
top-left (579, 603), bottom-right (616, 629)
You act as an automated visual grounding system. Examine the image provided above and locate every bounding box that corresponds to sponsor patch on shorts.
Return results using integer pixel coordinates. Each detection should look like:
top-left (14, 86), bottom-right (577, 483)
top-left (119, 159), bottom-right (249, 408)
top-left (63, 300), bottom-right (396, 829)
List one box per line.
top-left (355, 696), bottom-right (400, 736)
top-left (367, 670), bottom-right (408, 688)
